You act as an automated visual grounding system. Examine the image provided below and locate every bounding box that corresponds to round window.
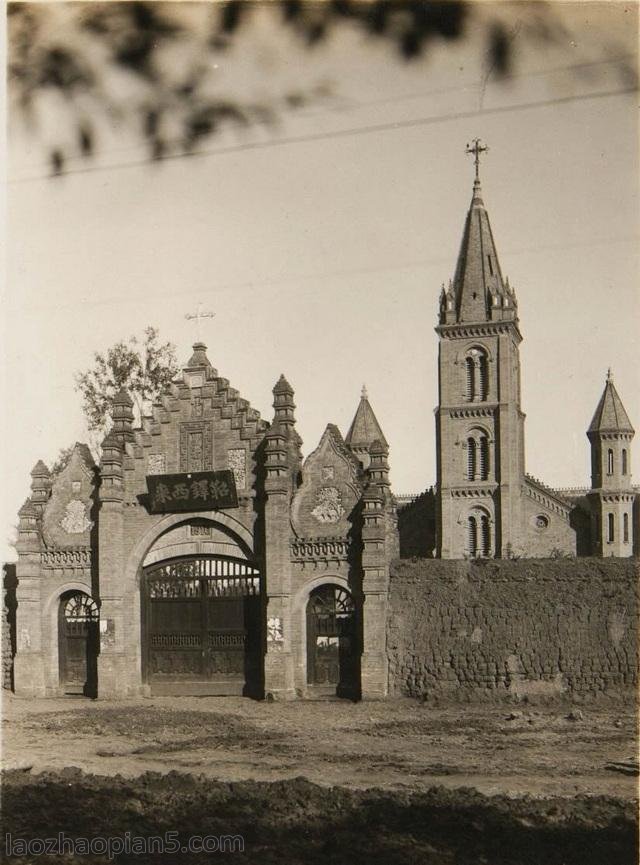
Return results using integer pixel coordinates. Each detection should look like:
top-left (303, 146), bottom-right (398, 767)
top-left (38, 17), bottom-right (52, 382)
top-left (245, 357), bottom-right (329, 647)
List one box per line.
top-left (535, 515), bottom-right (549, 530)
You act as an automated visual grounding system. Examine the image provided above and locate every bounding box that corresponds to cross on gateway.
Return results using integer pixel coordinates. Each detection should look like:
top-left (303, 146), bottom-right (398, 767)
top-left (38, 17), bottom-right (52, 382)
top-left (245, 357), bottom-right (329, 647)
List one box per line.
top-left (466, 138), bottom-right (489, 180)
top-left (185, 302), bottom-right (215, 342)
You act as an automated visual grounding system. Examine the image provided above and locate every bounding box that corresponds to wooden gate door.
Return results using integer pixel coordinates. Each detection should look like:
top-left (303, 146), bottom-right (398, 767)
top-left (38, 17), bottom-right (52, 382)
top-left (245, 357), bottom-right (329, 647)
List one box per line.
top-left (306, 585), bottom-right (358, 698)
top-left (143, 557), bottom-right (261, 696)
top-left (58, 591), bottom-right (99, 697)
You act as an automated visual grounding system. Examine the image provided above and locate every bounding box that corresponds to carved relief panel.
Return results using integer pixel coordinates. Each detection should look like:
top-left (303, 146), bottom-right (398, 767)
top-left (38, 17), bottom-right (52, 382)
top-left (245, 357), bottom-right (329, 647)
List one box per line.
top-left (179, 421), bottom-right (213, 473)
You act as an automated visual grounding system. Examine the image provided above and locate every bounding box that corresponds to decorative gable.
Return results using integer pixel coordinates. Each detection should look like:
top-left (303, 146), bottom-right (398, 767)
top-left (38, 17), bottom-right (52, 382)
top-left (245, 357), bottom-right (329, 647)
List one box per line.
top-left (42, 444), bottom-right (96, 548)
top-left (120, 343), bottom-right (269, 502)
top-left (291, 424), bottom-right (363, 538)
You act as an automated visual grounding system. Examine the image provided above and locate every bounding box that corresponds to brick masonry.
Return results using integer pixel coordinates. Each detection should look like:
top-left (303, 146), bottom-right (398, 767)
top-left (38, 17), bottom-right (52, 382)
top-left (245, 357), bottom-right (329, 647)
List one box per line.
top-left (387, 557), bottom-right (639, 700)
top-left (10, 347), bottom-right (396, 700)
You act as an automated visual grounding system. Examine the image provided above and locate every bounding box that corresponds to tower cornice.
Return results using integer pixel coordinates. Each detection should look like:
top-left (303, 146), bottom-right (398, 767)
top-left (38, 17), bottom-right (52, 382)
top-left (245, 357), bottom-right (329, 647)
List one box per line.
top-left (435, 321), bottom-right (522, 342)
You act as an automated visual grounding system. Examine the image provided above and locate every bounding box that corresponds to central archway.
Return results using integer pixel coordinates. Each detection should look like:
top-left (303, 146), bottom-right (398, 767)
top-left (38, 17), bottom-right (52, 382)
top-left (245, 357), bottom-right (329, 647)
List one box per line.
top-left (306, 584), bottom-right (358, 699)
top-left (141, 555), bottom-right (262, 697)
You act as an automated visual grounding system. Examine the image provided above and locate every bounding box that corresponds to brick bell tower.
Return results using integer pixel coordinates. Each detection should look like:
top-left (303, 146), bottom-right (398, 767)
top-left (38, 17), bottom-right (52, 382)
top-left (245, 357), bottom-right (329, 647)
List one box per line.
top-left (435, 140), bottom-right (525, 558)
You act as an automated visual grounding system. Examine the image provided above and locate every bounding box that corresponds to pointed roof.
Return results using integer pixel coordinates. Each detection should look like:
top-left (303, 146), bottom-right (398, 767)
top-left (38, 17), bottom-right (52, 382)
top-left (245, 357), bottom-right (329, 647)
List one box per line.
top-left (273, 373), bottom-right (294, 394)
top-left (18, 498), bottom-right (37, 517)
top-left (452, 175), bottom-right (507, 323)
top-left (30, 460), bottom-right (50, 478)
top-left (345, 386), bottom-right (388, 450)
top-left (588, 372), bottom-right (634, 434)
top-left (113, 386), bottom-right (134, 407)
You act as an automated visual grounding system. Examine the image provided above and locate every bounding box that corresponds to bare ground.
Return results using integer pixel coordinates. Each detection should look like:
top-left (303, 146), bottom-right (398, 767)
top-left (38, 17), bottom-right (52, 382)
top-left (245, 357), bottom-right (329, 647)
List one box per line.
top-left (2, 693), bottom-right (637, 798)
top-left (1, 694), bottom-right (638, 864)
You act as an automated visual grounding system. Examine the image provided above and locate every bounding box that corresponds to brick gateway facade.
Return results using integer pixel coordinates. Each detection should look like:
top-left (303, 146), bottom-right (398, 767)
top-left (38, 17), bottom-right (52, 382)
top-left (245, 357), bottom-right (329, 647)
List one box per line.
top-left (12, 347), bottom-right (396, 699)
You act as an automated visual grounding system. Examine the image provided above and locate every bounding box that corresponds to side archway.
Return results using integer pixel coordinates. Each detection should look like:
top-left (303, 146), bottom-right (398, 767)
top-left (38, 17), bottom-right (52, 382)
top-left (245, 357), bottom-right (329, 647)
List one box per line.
top-left (303, 581), bottom-right (360, 699)
top-left (57, 588), bottom-right (99, 697)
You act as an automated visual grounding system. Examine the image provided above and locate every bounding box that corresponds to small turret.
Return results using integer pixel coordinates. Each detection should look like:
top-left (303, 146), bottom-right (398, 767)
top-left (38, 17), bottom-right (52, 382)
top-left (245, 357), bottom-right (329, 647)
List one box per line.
top-left (30, 460), bottom-right (51, 512)
top-left (587, 370), bottom-right (635, 556)
top-left (99, 430), bottom-right (124, 502)
top-left (367, 439), bottom-right (391, 492)
top-left (265, 374), bottom-right (301, 490)
top-left (272, 374), bottom-right (296, 431)
top-left (16, 498), bottom-right (41, 554)
top-left (112, 387), bottom-right (135, 445)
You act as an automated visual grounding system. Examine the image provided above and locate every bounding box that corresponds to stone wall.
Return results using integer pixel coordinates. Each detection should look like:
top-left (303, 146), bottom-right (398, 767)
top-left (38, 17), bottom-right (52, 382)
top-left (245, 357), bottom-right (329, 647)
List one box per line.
top-left (387, 557), bottom-right (638, 701)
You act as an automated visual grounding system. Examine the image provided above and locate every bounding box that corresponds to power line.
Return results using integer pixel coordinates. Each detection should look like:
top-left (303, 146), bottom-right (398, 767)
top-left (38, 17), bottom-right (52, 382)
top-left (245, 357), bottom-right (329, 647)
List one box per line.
top-left (13, 233), bottom-right (639, 314)
top-left (11, 53), bottom-right (635, 174)
top-left (10, 85), bottom-right (637, 184)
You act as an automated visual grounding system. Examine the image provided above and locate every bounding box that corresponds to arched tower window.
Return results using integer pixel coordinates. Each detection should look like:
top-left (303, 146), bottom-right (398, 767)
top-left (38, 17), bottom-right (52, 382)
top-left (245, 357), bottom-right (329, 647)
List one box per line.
top-left (467, 438), bottom-right (477, 481)
top-left (479, 515), bottom-right (491, 557)
top-left (465, 357), bottom-right (475, 401)
top-left (466, 429), bottom-right (490, 482)
top-left (466, 515), bottom-right (478, 557)
top-left (478, 353), bottom-right (488, 401)
top-left (464, 348), bottom-right (488, 403)
top-left (623, 512), bottom-right (629, 544)
top-left (466, 508), bottom-right (491, 558)
top-left (622, 449), bottom-right (628, 475)
top-left (478, 435), bottom-right (489, 481)
top-left (607, 449), bottom-right (614, 475)
top-left (607, 513), bottom-right (615, 543)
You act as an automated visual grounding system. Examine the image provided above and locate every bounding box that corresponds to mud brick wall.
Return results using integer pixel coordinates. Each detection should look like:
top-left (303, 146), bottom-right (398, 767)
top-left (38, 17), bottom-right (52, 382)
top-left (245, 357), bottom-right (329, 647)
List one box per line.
top-left (387, 558), bottom-right (639, 700)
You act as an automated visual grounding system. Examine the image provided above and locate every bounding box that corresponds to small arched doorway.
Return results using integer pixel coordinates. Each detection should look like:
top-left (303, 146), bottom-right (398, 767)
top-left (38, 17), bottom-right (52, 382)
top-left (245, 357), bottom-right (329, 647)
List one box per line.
top-left (306, 584), bottom-right (358, 698)
top-left (58, 590), bottom-right (99, 697)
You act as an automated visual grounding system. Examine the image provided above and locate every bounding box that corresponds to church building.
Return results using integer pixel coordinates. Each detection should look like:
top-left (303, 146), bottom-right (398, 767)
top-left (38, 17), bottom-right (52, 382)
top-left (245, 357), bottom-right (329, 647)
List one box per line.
top-left (9, 144), bottom-right (636, 701)
top-left (434, 141), bottom-right (636, 560)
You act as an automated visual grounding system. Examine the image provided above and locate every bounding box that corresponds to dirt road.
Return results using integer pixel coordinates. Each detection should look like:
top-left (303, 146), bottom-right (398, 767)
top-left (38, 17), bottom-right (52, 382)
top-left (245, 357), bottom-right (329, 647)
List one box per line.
top-left (2, 693), bottom-right (637, 799)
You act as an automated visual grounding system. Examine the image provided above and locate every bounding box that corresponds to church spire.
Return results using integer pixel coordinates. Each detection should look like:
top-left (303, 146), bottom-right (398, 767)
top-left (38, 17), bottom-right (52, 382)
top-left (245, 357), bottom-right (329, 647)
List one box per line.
top-left (440, 140), bottom-right (517, 326)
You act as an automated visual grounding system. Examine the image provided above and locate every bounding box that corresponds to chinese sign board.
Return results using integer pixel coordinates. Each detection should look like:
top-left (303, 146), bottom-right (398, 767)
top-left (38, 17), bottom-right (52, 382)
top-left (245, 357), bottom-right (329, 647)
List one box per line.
top-left (146, 470), bottom-right (238, 514)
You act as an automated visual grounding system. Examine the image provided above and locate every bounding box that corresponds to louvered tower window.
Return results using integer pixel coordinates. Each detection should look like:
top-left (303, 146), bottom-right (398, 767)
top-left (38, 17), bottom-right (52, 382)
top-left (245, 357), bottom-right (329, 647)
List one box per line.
top-left (466, 516), bottom-right (477, 557)
top-left (622, 449), bottom-right (628, 475)
top-left (466, 431), bottom-right (490, 482)
top-left (623, 513), bottom-right (629, 543)
top-left (478, 436), bottom-right (489, 480)
top-left (608, 513), bottom-right (615, 543)
top-left (478, 354), bottom-right (488, 401)
top-left (607, 449), bottom-right (614, 475)
top-left (464, 348), bottom-right (489, 403)
top-left (467, 438), bottom-right (477, 480)
top-left (465, 357), bottom-right (475, 401)
top-left (479, 515), bottom-right (491, 557)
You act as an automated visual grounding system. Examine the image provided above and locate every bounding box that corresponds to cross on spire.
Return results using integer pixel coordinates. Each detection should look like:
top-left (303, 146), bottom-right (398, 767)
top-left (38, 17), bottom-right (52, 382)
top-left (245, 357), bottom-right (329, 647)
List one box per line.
top-left (185, 302), bottom-right (215, 343)
top-left (466, 138), bottom-right (488, 181)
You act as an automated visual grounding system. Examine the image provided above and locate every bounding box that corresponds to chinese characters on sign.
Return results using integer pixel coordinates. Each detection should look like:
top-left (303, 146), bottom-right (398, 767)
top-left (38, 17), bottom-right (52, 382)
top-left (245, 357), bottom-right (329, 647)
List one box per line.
top-left (146, 470), bottom-right (238, 514)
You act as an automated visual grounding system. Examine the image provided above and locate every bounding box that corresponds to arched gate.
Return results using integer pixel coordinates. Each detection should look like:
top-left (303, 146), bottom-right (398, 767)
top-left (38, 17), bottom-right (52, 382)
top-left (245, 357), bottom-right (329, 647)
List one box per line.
top-left (142, 556), bottom-right (262, 696)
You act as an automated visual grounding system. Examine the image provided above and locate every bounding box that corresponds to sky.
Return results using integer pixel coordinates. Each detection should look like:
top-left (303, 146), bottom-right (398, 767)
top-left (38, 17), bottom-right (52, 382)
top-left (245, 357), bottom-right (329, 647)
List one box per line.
top-left (3, 1), bottom-right (639, 561)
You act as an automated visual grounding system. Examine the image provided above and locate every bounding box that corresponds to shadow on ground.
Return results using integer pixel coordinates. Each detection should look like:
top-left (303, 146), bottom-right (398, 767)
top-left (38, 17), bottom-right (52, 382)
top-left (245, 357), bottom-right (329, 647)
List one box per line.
top-left (2, 768), bottom-right (637, 865)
